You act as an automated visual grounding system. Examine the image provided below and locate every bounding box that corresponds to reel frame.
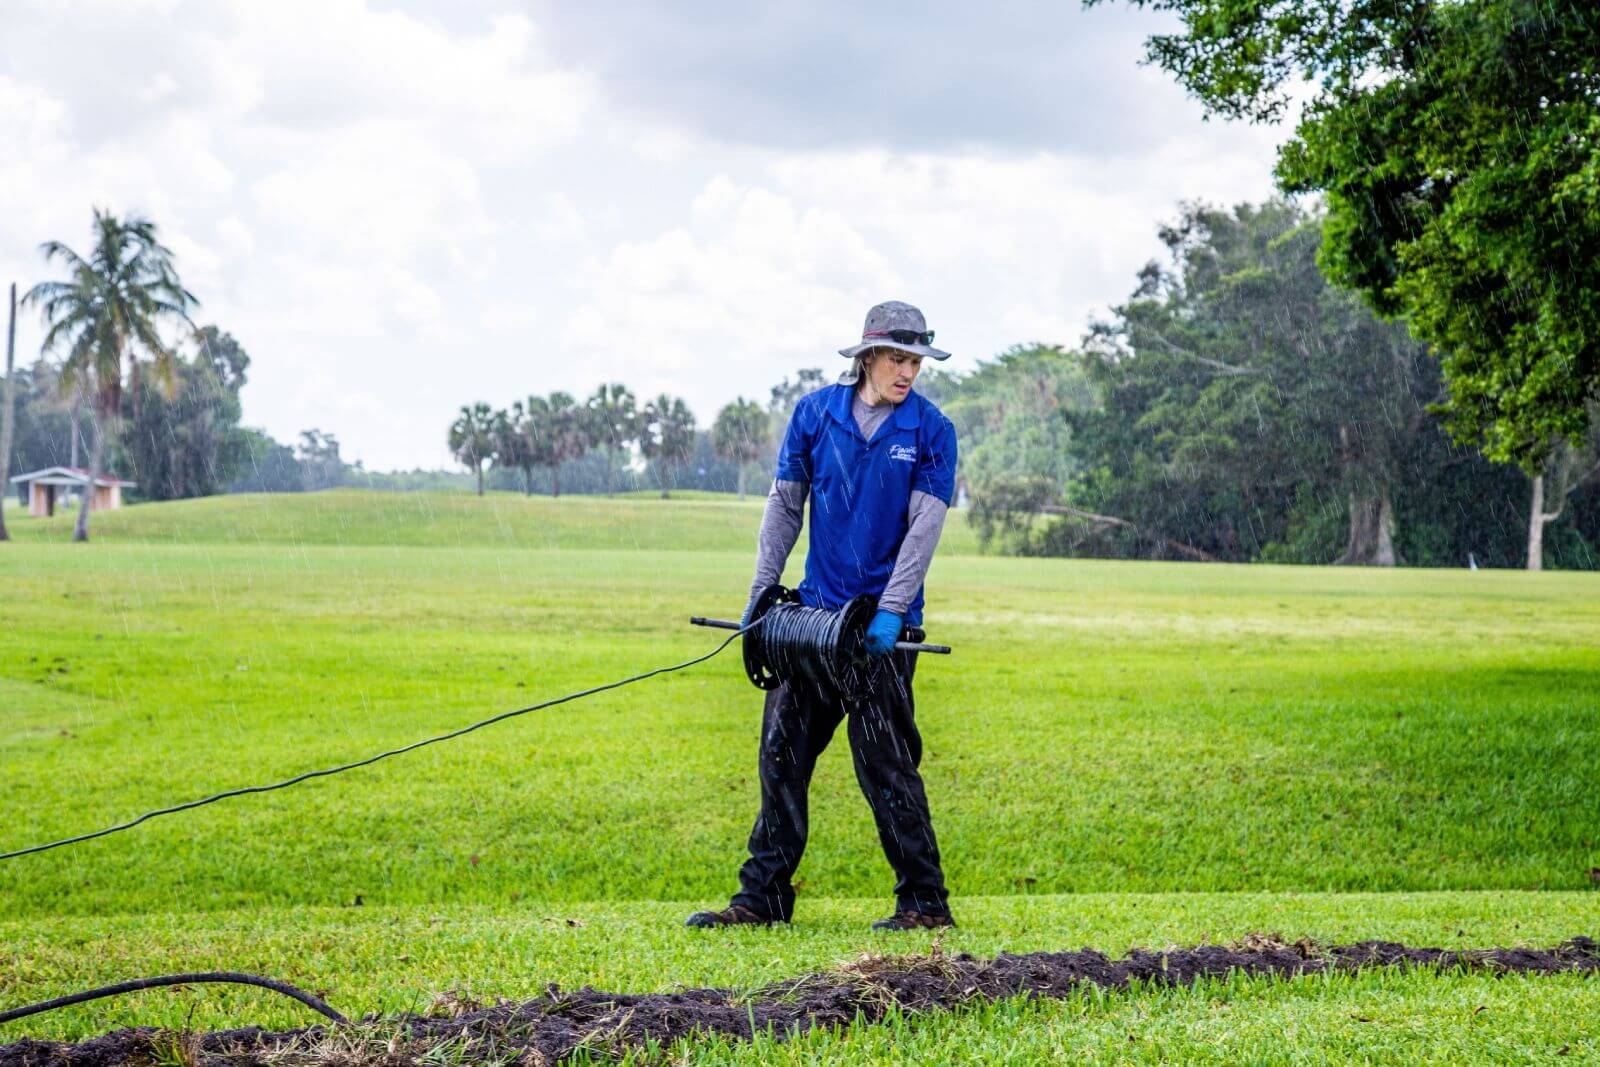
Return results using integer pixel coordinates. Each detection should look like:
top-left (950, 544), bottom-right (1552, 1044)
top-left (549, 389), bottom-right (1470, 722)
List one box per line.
top-left (692, 585), bottom-right (949, 702)
top-left (743, 583), bottom-right (802, 691)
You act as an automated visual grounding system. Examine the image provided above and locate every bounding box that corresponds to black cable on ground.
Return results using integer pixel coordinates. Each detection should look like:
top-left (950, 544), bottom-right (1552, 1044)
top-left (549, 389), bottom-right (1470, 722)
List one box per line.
top-left (0, 623), bottom-right (757, 862)
top-left (0, 972), bottom-right (348, 1026)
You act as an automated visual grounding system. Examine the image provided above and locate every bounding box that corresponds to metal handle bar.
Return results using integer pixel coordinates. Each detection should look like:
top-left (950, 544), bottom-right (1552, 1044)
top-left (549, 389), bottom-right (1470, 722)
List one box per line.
top-left (689, 616), bottom-right (951, 655)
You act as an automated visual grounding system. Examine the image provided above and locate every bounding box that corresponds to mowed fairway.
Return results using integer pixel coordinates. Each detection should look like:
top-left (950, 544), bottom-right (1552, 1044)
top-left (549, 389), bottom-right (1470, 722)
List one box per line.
top-left (2, 491), bottom-right (1598, 1061)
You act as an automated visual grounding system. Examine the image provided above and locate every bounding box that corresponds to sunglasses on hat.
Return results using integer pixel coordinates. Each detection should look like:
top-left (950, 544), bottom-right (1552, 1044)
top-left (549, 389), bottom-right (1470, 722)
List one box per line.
top-left (864, 329), bottom-right (936, 346)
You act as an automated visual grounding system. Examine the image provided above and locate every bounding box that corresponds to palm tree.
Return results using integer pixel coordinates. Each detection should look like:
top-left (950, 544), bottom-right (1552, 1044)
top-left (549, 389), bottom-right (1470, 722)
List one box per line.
top-left (449, 402), bottom-right (498, 496)
top-left (491, 404), bottom-right (527, 494)
top-left (24, 210), bottom-right (197, 541)
top-left (641, 394), bottom-right (697, 498)
top-left (543, 391), bottom-right (589, 497)
top-left (587, 383), bottom-right (640, 497)
top-left (713, 398), bottom-right (770, 501)
top-left (498, 399), bottom-right (557, 495)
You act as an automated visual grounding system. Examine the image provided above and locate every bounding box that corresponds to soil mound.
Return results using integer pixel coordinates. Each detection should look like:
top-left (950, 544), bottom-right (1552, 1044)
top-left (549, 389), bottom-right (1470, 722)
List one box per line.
top-left (3, 936), bottom-right (1595, 1065)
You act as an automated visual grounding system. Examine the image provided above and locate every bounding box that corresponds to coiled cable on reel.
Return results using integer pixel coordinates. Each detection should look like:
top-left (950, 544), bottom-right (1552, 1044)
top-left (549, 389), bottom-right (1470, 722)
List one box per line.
top-left (691, 584), bottom-right (951, 701)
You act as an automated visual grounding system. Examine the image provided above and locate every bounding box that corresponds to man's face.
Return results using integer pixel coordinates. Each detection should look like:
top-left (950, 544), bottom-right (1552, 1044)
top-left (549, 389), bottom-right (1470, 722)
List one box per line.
top-left (865, 350), bottom-right (923, 403)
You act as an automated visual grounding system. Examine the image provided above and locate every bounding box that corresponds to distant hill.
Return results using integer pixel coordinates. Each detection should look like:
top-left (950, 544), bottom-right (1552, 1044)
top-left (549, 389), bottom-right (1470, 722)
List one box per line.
top-left (5, 489), bottom-right (983, 554)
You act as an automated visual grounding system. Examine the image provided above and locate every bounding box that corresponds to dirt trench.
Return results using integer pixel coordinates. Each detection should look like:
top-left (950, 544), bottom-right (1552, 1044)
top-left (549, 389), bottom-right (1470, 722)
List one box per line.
top-left (3, 937), bottom-right (1596, 1066)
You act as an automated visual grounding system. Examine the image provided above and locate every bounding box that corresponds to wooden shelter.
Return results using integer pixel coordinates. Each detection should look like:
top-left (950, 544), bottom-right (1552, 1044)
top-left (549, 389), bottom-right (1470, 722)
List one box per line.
top-left (9, 467), bottom-right (136, 517)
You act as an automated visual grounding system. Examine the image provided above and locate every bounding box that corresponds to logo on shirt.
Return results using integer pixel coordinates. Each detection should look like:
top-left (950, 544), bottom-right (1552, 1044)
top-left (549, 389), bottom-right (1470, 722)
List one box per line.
top-left (888, 444), bottom-right (917, 463)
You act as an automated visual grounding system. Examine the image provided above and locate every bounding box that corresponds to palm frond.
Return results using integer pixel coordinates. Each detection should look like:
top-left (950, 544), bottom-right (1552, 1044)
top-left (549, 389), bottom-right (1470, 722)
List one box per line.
top-left (21, 279), bottom-right (78, 307)
top-left (38, 314), bottom-right (89, 358)
top-left (35, 240), bottom-right (92, 275)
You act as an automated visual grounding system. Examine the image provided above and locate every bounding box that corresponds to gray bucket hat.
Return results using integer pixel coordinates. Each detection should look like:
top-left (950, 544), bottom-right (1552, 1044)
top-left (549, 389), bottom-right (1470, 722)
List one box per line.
top-left (838, 300), bottom-right (952, 363)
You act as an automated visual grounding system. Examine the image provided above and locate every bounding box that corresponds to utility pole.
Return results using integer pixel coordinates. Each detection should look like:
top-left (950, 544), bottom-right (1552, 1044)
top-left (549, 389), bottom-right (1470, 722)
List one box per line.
top-left (0, 283), bottom-right (16, 540)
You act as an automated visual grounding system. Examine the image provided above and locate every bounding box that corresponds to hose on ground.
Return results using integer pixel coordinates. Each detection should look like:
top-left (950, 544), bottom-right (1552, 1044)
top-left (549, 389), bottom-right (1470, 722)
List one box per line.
top-left (0, 972), bottom-right (348, 1026)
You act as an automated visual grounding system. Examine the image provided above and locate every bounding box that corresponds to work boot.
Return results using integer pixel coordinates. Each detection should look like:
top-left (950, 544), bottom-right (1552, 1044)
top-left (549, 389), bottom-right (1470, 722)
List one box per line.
top-left (871, 909), bottom-right (955, 932)
top-left (684, 903), bottom-right (780, 928)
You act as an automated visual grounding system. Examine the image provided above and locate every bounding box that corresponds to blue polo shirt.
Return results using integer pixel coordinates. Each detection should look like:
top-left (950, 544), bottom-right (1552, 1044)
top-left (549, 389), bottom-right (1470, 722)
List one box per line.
top-left (775, 383), bottom-right (958, 626)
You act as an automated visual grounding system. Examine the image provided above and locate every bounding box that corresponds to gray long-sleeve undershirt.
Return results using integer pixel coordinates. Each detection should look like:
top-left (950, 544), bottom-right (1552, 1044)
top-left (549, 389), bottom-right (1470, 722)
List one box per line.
top-left (749, 394), bottom-right (949, 616)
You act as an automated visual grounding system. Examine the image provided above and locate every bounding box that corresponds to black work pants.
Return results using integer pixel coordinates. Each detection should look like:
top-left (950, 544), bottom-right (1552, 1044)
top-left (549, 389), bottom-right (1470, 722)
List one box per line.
top-left (732, 648), bottom-right (950, 921)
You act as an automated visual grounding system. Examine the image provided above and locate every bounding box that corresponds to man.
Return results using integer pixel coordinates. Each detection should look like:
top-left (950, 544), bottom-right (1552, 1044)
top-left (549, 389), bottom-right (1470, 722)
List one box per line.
top-left (687, 300), bottom-right (959, 932)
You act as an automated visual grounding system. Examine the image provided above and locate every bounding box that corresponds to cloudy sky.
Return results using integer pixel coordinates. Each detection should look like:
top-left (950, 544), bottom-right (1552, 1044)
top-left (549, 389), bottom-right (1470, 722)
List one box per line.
top-left (0, 0), bottom-right (1285, 471)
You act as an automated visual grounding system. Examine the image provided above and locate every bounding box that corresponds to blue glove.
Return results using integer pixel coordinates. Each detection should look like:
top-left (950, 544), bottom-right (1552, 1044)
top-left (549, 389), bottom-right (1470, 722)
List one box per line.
top-left (863, 609), bottom-right (903, 657)
top-left (741, 594), bottom-right (760, 628)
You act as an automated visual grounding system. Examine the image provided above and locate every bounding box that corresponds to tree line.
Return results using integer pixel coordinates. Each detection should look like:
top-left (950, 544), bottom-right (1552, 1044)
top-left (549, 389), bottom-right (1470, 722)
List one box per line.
top-left (446, 387), bottom-right (774, 499)
top-left (6, 204), bottom-right (1592, 569)
top-left (3, 314), bottom-right (378, 520)
top-left (932, 201), bottom-right (1597, 571)
top-left (0, 210), bottom-right (405, 541)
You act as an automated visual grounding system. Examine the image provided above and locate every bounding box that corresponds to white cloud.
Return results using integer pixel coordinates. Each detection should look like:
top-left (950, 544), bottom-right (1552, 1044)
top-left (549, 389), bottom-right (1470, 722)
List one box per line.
top-left (1, 0), bottom-right (1287, 470)
top-left (561, 176), bottom-right (902, 416)
top-left (554, 125), bottom-right (1282, 436)
top-left (225, 7), bottom-right (586, 158)
top-left (250, 124), bottom-right (491, 264)
top-left (2, 0), bottom-right (598, 467)
top-left (527, 0), bottom-right (1196, 154)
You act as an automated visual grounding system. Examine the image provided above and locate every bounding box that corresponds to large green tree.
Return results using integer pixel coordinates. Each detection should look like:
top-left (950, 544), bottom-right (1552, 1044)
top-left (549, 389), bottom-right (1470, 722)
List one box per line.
top-left (923, 344), bottom-right (1095, 535)
top-left (122, 326), bottom-right (251, 500)
top-left (228, 427), bottom-right (304, 493)
top-left (296, 428), bottom-right (348, 491)
top-left (1, 361), bottom-right (80, 478)
top-left (1072, 201), bottom-right (1439, 564)
top-left (1091, 0), bottom-right (1600, 473)
top-left (23, 210), bottom-right (197, 540)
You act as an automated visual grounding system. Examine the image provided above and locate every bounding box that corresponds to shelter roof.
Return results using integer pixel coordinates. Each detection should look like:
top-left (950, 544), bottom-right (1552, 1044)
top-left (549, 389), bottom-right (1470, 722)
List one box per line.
top-left (8, 466), bottom-right (137, 488)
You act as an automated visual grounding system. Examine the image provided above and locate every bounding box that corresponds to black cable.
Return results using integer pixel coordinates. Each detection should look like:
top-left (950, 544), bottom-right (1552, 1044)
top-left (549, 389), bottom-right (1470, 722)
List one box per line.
top-left (0, 624), bottom-right (757, 862)
top-left (757, 601), bottom-right (874, 700)
top-left (0, 972), bottom-right (348, 1026)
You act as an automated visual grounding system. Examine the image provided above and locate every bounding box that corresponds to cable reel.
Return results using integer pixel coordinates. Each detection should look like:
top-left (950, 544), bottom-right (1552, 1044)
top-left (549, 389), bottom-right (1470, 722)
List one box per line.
top-left (691, 584), bottom-right (951, 701)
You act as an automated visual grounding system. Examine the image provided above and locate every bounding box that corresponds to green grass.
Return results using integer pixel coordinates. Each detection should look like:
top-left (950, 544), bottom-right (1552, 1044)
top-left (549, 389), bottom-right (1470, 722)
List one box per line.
top-left (682, 965), bottom-right (1600, 1064)
top-left (3, 894), bottom-right (1596, 1059)
top-left (1, 492), bottom-right (1597, 1059)
top-left (2, 488), bottom-right (983, 554)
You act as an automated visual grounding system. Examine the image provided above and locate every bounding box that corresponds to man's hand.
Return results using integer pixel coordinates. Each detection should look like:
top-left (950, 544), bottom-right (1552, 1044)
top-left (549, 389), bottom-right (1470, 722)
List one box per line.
top-left (741, 594), bottom-right (761, 629)
top-left (864, 609), bottom-right (903, 657)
